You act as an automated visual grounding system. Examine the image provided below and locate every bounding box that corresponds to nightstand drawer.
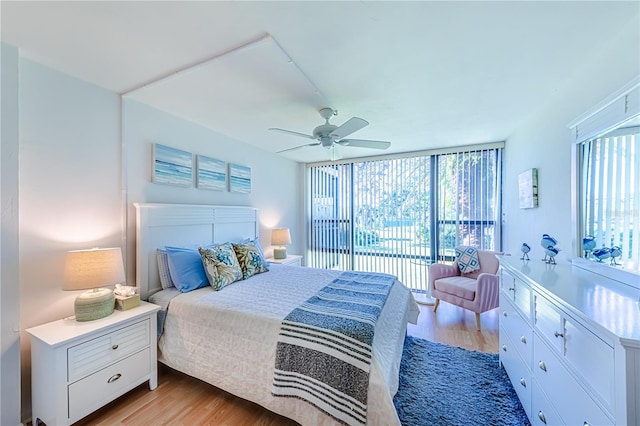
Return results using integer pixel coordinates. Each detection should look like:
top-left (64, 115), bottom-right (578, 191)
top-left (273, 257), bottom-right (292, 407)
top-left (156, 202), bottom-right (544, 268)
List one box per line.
top-left (68, 318), bottom-right (150, 382)
top-left (68, 348), bottom-right (150, 420)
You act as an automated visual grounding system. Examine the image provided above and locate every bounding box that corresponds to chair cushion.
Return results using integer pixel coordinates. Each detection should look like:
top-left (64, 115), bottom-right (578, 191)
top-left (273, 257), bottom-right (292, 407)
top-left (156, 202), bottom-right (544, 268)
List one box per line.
top-left (455, 246), bottom-right (481, 274)
top-left (434, 276), bottom-right (477, 301)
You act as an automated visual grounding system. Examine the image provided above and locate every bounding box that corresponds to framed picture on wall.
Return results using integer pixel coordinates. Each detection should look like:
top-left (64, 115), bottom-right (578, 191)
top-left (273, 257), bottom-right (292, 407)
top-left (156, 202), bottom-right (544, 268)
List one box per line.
top-left (152, 143), bottom-right (193, 187)
top-left (518, 168), bottom-right (538, 208)
top-left (229, 163), bottom-right (251, 194)
top-left (196, 155), bottom-right (226, 191)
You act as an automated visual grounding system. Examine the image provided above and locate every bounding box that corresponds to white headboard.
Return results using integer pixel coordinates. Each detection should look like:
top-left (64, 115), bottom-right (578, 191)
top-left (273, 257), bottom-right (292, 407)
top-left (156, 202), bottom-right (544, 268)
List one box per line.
top-left (134, 203), bottom-right (259, 300)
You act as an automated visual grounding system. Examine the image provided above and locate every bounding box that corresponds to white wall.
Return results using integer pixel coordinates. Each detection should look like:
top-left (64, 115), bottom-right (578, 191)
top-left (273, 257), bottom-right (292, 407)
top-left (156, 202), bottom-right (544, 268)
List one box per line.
top-left (18, 58), bottom-right (122, 420)
top-left (122, 98), bottom-right (304, 282)
top-left (1, 43), bottom-right (21, 426)
top-left (502, 19), bottom-right (640, 261)
top-left (16, 62), bottom-right (304, 423)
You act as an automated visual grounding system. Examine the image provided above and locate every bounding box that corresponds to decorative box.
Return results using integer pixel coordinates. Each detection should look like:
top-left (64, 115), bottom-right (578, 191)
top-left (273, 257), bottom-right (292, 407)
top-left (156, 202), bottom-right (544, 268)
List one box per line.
top-left (114, 293), bottom-right (140, 311)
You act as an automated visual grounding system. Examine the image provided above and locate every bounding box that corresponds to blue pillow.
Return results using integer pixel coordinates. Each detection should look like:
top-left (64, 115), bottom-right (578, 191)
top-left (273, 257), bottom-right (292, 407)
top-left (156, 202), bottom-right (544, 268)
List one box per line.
top-left (165, 246), bottom-right (210, 292)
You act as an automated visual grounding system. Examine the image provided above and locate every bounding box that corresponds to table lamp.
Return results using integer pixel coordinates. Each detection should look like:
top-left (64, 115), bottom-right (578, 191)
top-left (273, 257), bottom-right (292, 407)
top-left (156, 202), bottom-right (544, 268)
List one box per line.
top-left (63, 247), bottom-right (125, 322)
top-left (271, 228), bottom-right (291, 259)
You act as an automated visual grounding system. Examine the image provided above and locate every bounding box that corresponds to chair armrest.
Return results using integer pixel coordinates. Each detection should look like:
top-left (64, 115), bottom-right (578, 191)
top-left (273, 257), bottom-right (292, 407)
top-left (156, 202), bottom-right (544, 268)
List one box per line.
top-left (474, 273), bottom-right (500, 312)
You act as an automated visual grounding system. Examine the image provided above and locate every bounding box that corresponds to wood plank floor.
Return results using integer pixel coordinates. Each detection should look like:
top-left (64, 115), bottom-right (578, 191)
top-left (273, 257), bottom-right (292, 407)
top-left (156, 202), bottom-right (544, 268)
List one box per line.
top-left (70, 302), bottom-right (498, 426)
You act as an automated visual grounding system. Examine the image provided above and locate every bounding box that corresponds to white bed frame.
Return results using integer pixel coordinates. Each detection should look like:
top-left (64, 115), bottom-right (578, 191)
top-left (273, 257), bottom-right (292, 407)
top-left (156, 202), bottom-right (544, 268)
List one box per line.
top-left (134, 203), bottom-right (259, 300)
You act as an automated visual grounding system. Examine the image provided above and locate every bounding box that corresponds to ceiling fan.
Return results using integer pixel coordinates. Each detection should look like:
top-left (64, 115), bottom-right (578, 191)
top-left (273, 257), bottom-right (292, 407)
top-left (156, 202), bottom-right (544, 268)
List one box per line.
top-left (269, 108), bottom-right (391, 160)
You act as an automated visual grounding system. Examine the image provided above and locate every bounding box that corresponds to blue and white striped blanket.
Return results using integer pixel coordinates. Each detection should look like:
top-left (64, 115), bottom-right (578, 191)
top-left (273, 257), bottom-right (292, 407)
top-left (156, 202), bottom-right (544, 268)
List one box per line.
top-left (272, 271), bottom-right (395, 426)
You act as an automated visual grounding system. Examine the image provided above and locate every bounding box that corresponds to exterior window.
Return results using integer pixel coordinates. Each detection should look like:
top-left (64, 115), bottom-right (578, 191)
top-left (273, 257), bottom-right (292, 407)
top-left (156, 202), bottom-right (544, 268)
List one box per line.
top-left (580, 120), bottom-right (639, 266)
top-left (307, 146), bottom-right (502, 293)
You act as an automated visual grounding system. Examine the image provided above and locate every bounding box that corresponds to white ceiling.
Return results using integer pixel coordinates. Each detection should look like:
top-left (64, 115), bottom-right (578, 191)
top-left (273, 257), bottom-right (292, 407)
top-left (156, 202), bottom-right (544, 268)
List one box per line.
top-left (2, 1), bottom-right (639, 163)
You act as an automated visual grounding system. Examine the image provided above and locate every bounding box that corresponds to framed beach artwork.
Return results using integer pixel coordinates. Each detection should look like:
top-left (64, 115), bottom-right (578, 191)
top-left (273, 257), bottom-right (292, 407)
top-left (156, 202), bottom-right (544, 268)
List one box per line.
top-left (229, 163), bottom-right (251, 194)
top-left (152, 143), bottom-right (193, 187)
top-left (196, 155), bottom-right (227, 191)
top-left (518, 168), bottom-right (538, 209)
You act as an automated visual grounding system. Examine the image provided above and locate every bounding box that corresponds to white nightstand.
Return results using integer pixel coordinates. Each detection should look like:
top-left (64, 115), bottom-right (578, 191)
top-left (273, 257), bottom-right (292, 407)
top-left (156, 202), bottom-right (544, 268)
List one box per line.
top-left (26, 301), bottom-right (160, 426)
top-left (267, 254), bottom-right (303, 266)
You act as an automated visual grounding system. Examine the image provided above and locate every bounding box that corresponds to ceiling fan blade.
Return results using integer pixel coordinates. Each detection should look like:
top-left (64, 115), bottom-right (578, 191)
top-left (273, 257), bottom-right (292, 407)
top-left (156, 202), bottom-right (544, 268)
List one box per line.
top-left (336, 139), bottom-right (391, 150)
top-left (329, 117), bottom-right (369, 139)
top-left (276, 142), bottom-right (321, 154)
top-left (268, 128), bottom-right (316, 140)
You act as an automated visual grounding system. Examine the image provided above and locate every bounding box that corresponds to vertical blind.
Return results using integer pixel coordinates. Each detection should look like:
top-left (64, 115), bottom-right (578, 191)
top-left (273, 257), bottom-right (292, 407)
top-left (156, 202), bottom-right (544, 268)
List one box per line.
top-left (582, 127), bottom-right (639, 263)
top-left (307, 146), bottom-right (502, 292)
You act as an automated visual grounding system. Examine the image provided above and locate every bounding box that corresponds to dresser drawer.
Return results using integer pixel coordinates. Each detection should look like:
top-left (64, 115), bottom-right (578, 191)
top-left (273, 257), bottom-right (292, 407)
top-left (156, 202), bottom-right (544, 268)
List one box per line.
top-left (531, 379), bottom-right (563, 426)
top-left (533, 335), bottom-right (613, 426)
top-left (68, 318), bottom-right (150, 382)
top-left (500, 294), bottom-right (533, 366)
top-left (534, 294), bottom-right (563, 353)
top-left (564, 315), bottom-right (614, 410)
top-left (501, 270), bottom-right (516, 297)
top-left (513, 279), bottom-right (531, 320)
top-left (500, 331), bottom-right (531, 419)
top-left (68, 348), bottom-right (150, 421)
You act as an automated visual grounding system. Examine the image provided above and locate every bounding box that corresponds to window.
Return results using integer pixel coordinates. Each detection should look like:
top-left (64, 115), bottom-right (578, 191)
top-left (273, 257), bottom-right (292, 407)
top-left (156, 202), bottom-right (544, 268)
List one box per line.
top-left (581, 122), bottom-right (638, 264)
top-left (570, 78), bottom-right (640, 280)
top-left (307, 145), bottom-right (502, 293)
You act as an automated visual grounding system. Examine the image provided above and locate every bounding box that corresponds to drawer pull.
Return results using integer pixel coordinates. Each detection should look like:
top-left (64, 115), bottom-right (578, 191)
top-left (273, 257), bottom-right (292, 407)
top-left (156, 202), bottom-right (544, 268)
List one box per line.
top-left (502, 345), bottom-right (507, 352)
top-left (519, 378), bottom-right (526, 387)
top-left (112, 344), bottom-right (119, 350)
top-left (538, 361), bottom-right (547, 372)
top-left (107, 373), bottom-right (122, 384)
top-left (554, 331), bottom-right (564, 338)
top-left (508, 287), bottom-right (515, 291)
top-left (538, 411), bottom-right (547, 424)
top-left (503, 311), bottom-right (508, 317)
top-left (520, 336), bottom-right (527, 344)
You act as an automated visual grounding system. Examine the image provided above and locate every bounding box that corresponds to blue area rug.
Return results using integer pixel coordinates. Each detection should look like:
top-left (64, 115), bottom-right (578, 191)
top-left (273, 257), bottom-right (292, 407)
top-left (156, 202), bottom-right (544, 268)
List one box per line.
top-left (394, 336), bottom-right (530, 426)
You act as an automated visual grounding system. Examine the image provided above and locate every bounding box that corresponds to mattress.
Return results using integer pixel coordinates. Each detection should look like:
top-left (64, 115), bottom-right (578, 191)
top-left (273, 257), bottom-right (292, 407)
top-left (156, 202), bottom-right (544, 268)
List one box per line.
top-left (151, 264), bottom-right (419, 425)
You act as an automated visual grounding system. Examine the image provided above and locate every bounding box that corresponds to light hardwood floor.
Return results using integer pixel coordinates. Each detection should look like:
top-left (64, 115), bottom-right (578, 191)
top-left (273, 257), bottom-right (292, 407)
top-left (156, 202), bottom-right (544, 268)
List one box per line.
top-left (70, 302), bottom-right (498, 426)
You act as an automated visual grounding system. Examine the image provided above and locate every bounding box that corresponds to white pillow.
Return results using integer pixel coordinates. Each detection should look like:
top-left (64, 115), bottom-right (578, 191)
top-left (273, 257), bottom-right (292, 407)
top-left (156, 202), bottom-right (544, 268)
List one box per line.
top-left (156, 249), bottom-right (175, 289)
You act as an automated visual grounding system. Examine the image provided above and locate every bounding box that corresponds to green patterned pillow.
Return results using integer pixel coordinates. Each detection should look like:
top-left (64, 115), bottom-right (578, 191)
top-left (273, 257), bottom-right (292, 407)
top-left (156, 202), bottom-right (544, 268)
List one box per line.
top-left (198, 243), bottom-right (243, 291)
top-left (233, 242), bottom-right (269, 279)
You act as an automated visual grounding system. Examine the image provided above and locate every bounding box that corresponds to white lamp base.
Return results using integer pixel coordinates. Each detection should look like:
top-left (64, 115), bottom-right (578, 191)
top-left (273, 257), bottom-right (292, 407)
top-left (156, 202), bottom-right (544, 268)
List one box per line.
top-left (74, 288), bottom-right (115, 322)
top-left (273, 247), bottom-right (287, 259)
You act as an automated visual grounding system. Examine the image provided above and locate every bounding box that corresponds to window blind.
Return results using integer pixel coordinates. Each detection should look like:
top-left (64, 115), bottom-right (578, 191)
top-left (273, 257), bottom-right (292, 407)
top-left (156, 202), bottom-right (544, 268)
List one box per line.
top-left (307, 146), bottom-right (502, 292)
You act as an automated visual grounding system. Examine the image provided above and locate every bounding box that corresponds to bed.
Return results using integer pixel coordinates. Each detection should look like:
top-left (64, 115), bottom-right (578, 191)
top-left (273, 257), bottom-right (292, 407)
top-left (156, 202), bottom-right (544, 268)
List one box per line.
top-left (134, 203), bottom-right (419, 425)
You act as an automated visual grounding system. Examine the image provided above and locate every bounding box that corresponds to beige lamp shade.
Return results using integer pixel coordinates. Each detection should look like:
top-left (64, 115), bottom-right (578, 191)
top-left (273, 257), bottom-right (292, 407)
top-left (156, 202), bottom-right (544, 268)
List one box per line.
top-left (271, 228), bottom-right (292, 246)
top-left (63, 247), bottom-right (125, 291)
top-left (271, 228), bottom-right (292, 260)
top-left (63, 247), bottom-right (125, 322)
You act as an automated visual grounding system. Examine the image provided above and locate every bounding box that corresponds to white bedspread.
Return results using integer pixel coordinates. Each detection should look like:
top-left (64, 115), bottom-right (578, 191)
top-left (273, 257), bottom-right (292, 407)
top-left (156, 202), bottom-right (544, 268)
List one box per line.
top-left (152, 264), bottom-right (419, 425)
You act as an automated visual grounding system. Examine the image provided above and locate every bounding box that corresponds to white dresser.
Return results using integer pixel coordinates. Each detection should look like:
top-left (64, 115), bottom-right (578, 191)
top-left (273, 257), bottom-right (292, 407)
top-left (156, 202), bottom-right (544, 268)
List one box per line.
top-left (498, 256), bottom-right (640, 426)
top-left (26, 302), bottom-right (160, 426)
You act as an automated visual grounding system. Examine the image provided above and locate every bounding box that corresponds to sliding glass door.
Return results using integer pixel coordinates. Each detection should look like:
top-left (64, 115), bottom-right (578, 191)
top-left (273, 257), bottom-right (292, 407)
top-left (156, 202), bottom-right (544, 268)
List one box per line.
top-left (307, 145), bottom-right (502, 292)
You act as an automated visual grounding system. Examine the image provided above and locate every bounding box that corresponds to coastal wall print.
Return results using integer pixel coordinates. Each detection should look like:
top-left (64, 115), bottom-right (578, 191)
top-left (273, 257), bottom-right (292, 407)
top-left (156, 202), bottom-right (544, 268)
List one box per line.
top-left (229, 163), bottom-right (251, 194)
top-left (196, 155), bottom-right (226, 191)
top-left (518, 168), bottom-right (539, 208)
top-left (152, 143), bottom-right (193, 187)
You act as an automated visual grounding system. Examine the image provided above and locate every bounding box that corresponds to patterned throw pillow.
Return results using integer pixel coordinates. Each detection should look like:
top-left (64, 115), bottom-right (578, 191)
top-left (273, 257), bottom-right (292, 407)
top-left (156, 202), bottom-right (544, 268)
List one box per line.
top-left (233, 242), bottom-right (269, 279)
top-left (455, 246), bottom-right (481, 274)
top-left (199, 243), bottom-right (243, 291)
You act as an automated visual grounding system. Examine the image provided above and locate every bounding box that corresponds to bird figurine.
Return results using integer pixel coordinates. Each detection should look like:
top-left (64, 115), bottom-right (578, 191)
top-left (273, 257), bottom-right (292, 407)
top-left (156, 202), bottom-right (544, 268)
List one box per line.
top-left (593, 247), bottom-right (611, 263)
top-left (544, 246), bottom-right (560, 265)
top-left (583, 236), bottom-right (596, 258)
top-left (609, 246), bottom-right (622, 265)
top-left (520, 243), bottom-right (531, 261)
top-left (540, 234), bottom-right (558, 262)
